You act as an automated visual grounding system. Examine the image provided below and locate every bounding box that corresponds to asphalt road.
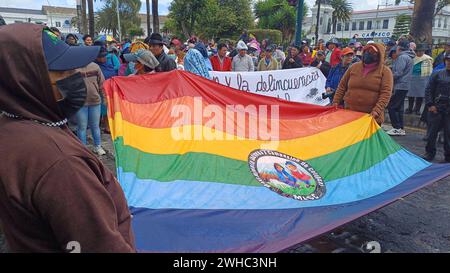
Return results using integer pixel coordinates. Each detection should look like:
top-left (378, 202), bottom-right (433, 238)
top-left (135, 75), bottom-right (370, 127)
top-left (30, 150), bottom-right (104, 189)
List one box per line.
top-left (286, 127), bottom-right (450, 253)
top-left (1, 126), bottom-right (449, 253)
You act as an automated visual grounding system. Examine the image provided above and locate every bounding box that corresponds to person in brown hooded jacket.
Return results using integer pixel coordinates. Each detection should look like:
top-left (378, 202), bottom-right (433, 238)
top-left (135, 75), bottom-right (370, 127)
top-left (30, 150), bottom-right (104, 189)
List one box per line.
top-left (0, 24), bottom-right (135, 252)
top-left (333, 43), bottom-right (393, 124)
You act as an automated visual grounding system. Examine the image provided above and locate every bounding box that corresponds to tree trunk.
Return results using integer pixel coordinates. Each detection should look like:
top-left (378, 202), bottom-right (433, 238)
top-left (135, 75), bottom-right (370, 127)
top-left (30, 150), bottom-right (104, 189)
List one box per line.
top-left (81, 0), bottom-right (87, 34)
top-left (87, 0), bottom-right (94, 37)
top-left (181, 22), bottom-right (190, 39)
top-left (146, 0), bottom-right (151, 36)
top-left (315, 0), bottom-right (321, 46)
top-left (410, 0), bottom-right (436, 45)
top-left (152, 0), bottom-right (160, 33)
top-left (332, 16), bottom-right (337, 34)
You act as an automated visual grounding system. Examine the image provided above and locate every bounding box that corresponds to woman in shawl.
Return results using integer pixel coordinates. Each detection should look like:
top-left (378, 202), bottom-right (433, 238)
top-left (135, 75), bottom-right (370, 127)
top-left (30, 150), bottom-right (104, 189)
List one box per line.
top-left (184, 46), bottom-right (211, 79)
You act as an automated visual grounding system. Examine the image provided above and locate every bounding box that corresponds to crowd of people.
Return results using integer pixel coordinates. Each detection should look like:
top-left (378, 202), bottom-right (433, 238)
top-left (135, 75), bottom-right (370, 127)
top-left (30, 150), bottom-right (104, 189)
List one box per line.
top-left (11, 24), bottom-right (450, 164)
top-left (0, 20), bottom-right (449, 252)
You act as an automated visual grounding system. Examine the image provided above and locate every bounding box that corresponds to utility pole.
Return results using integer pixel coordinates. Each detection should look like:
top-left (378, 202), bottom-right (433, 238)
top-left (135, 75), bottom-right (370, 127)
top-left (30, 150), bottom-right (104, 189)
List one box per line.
top-left (375, 0), bottom-right (392, 40)
top-left (46, 0), bottom-right (53, 27)
top-left (315, 0), bottom-right (322, 46)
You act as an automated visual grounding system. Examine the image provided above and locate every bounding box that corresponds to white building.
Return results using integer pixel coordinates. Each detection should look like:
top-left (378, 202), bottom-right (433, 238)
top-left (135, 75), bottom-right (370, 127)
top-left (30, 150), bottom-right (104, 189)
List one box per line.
top-left (0, 5), bottom-right (166, 38)
top-left (304, 4), bottom-right (450, 45)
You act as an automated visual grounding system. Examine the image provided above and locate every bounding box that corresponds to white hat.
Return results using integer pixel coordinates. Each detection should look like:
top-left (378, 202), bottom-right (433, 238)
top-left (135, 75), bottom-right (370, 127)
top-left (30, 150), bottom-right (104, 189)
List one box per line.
top-left (367, 40), bottom-right (375, 44)
top-left (236, 40), bottom-right (248, 50)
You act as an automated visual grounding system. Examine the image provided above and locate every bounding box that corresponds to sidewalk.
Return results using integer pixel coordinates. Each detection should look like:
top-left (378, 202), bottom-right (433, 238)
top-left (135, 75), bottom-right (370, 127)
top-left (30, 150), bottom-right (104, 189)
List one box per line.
top-left (384, 111), bottom-right (426, 129)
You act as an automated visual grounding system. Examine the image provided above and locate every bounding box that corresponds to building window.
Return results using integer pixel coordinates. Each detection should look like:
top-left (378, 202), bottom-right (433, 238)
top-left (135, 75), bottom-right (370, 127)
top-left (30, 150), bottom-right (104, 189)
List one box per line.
top-left (438, 18), bottom-right (441, 28)
top-left (56, 22), bottom-right (61, 27)
top-left (337, 22), bottom-right (342, 32)
top-left (383, 19), bottom-right (389, 29)
top-left (433, 19), bottom-right (436, 28)
top-left (352, 21), bottom-right (357, 30)
top-left (320, 17), bottom-right (323, 25)
top-left (444, 18), bottom-right (448, 29)
top-left (367, 21), bottom-right (372, 30)
top-left (359, 21), bottom-right (365, 30)
top-left (376, 20), bottom-right (381, 29)
top-left (345, 22), bottom-right (350, 31)
top-left (327, 18), bottom-right (332, 33)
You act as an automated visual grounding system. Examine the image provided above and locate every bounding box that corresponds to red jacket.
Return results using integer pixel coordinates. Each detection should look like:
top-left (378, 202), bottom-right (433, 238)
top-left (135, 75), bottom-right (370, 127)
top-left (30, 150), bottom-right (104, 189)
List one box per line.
top-left (329, 48), bottom-right (342, 67)
top-left (210, 55), bottom-right (232, 71)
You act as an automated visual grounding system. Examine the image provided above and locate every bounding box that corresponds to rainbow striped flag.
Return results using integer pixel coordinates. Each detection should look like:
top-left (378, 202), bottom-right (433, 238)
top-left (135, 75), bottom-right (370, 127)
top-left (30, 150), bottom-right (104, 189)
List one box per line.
top-left (105, 70), bottom-right (450, 252)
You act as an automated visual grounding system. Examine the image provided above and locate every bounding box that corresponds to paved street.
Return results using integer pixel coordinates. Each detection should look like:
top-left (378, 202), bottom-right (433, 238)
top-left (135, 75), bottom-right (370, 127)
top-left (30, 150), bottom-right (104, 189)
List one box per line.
top-left (1, 125), bottom-right (449, 253)
top-left (288, 126), bottom-right (450, 253)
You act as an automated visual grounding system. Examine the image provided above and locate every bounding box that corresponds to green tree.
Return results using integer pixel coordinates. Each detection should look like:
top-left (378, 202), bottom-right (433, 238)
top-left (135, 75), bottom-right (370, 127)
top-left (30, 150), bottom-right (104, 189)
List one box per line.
top-left (195, 0), bottom-right (238, 39)
top-left (330, 0), bottom-right (353, 34)
top-left (395, 0), bottom-right (449, 44)
top-left (165, 0), bottom-right (253, 39)
top-left (254, 0), bottom-right (308, 43)
top-left (392, 14), bottom-right (412, 40)
top-left (128, 26), bottom-right (145, 39)
top-left (96, 0), bottom-right (142, 39)
top-left (219, 0), bottom-right (254, 34)
top-left (395, 0), bottom-right (449, 16)
top-left (165, 0), bottom-right (207, 38)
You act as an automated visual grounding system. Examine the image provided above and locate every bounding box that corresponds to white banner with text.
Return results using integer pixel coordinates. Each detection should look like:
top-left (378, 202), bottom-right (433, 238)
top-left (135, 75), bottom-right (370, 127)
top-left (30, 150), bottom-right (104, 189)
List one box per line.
top-left (210, 67), bottom-right (328, 106)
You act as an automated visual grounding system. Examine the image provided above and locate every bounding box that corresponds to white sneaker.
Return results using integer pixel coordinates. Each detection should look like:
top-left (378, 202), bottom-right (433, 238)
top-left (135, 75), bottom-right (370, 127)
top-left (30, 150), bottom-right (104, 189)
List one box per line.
top-left (381, 124), bottom-right (392, 131)
top-left (386, 128), bottom-right (405, 136)
top-left (93, 146), bottom-right (106, 156)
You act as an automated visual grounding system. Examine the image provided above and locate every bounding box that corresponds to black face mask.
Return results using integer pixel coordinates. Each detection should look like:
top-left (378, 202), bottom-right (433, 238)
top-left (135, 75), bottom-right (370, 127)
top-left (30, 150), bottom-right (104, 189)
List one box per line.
top-left (55, 72), bottom-right (87, 118)
top-left (363, 52), bottom-right (378, 64)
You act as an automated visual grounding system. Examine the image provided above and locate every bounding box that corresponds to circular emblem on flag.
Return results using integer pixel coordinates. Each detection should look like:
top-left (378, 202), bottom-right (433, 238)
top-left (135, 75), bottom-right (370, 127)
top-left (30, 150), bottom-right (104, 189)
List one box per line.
top-left (248, 150), bottom-right (326, 201)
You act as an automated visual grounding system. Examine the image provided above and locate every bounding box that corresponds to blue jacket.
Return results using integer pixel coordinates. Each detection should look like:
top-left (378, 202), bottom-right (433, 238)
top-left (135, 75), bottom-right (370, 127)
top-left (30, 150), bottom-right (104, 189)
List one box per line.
top-left (96, 61), bottom-right (117, 80)
top-left (392, 50), bottom-right (415, 90)
top-left (325, 63), bottom-right (351, 91)
top-left (106, 53), bottom-right (121, 72)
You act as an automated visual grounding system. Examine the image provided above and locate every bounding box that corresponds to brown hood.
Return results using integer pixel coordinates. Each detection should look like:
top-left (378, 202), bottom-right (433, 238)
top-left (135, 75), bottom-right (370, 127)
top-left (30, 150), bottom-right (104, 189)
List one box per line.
top-left (0, 23), bottom-right (64, 123)
top-left (368, 43), bottom-right (387, 74)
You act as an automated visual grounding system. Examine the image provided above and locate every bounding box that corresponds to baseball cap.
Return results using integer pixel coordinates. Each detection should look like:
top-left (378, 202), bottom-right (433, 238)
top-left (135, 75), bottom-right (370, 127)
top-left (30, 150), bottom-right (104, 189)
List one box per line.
top-left (42, 28), bottom-right (100, 71)
top-left (341, 47), bottom-right (355, 56)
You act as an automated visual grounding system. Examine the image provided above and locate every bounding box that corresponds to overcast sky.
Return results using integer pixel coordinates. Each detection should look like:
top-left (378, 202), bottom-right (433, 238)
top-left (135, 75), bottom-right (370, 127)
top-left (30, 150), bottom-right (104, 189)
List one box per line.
top-left (1, 0), bottom-right (409, 15)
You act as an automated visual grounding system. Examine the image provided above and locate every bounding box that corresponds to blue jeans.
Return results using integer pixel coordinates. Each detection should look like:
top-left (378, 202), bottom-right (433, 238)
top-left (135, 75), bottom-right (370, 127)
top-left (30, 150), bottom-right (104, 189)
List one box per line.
top-left (75, 104), bottom-right (101, 146)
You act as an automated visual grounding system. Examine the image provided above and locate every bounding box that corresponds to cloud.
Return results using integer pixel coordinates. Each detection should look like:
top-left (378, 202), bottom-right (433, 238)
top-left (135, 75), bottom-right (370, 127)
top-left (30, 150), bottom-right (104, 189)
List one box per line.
top-left (1, 0), bottom-right (43, 9)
